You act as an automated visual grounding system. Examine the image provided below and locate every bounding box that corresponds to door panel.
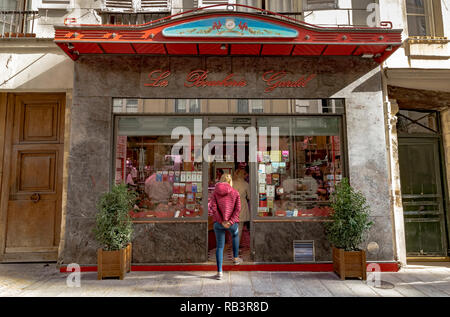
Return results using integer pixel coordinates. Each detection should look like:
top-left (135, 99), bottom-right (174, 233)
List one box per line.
top-left (399, 138), bottom-right (447, 256)
top-left (5, 201), bottom-right (57, 250)
top-left (0, 94), bottom-right (65, 262)
top-left (16, 96), bottom-right (61, 143)
top-left (16, 150), bottom-right (57, 194)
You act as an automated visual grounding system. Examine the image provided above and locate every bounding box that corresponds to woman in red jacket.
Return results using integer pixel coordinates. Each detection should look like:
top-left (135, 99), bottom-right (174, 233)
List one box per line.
top-left (208, 173), bottom-right (243, 280)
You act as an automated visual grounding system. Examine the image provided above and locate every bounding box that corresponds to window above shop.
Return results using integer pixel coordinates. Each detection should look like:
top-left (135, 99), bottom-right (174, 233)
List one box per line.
top-left (102, 0), bottom-right (171, 12)
top-left (406, 0), bottom-right (444, 38)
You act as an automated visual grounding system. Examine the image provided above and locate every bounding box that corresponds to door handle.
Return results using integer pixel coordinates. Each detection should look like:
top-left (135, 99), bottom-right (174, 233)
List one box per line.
top-left (30, 193), bottom-right (40, 203)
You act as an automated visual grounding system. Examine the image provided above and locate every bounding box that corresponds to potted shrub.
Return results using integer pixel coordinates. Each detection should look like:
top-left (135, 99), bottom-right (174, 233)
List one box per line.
top-left (325, 178), bottom-right (373, 280)
top-left (94, 184), bottom-right (137, 280)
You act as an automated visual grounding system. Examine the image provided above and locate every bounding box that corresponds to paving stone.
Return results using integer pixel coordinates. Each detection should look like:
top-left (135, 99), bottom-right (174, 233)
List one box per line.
top-left (176, 272), bottom-right (206, 297)
top-left (395, 271), bottom-right (450, 297)
top-left (291, 273), bottom-right (333, 297)
top-left (342, 279), bottom-right (379, 297)
top-left (271, 273), bottom-right (301, 297)
top-left (230, 272), bottom-right (254, 297)
top-left (318, 274), bottom-right (356, 297)
top-left (250, 272), bottom-right (278, 297)
top-left (381, 273), bottom-right (428, 297)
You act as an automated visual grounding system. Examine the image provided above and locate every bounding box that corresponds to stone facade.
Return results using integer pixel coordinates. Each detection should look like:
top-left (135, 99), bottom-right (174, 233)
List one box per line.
top-left (61, 55), bottom-right (394, 264)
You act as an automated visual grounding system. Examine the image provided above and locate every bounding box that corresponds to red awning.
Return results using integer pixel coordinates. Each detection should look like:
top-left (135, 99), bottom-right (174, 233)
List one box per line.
top-left (54, 4), bottom-right (402, 64)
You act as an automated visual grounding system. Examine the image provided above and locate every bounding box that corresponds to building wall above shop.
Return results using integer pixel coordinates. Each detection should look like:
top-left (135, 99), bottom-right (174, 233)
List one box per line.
top-left (0, 38), bottom-right (73, 91)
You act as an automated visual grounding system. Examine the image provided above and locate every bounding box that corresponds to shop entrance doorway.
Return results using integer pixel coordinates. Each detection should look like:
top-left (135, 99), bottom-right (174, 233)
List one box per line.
top-left (206, 116), bottom-right (253, 263)
top-left (397, 110), bottom-right (449, 257)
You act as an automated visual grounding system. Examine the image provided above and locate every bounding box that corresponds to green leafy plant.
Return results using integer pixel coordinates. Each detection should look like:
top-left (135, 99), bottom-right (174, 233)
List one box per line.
top-left (94, 184), bottom-right (137, 251)
top-left (325, 178), bottom-right (373, 251)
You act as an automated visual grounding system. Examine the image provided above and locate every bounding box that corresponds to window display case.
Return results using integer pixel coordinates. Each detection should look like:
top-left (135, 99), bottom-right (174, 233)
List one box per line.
top-left (255, 117), bottom-right (343, 219)
top-left (115, 116), bottom-right (204, 219)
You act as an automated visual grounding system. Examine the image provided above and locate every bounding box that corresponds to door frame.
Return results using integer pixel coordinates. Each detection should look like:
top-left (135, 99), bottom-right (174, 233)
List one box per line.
top-left (0, 92), bottom-right (66, 262)
top-left (398, 132), bottom-right (450, 257)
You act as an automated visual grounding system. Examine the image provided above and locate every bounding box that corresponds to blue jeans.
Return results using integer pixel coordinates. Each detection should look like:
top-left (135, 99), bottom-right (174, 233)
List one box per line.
top-left (213, 222), bottom-right (239, 273)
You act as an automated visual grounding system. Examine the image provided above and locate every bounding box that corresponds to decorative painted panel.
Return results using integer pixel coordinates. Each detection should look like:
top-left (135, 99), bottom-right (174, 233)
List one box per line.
top-left (162, 16), bottom-right (299, 38)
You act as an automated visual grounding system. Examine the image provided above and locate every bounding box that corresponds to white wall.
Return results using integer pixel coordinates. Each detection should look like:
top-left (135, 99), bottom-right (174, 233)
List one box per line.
top-left (381, 0), bottom-right (450, 70)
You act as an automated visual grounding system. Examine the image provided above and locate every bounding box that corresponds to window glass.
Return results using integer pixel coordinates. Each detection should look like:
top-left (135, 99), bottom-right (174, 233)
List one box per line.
top-left (406, 0), bottom-right (427, 36)
top-left (116, 117), bottom-right (204, 219)
top-left (113, 99), bottom-right (344, 114)
top-left (175, 99), bottom-right (200, 113)
top-left (113, 99), bottom-right (139, 113)
top-left (397, 110), bottom-right (438, 135)
top-left (256, 117), bottom-right (342, 218)
top-left (406, 0), bottom-right (425, 14)
top-left (407, 15), bottom-right (427, 36)
top-left (114, 99), bottom-right (345, 221)
top-left (237, 99), bottom-right (249, 113)
top-left (250, 100), bottom-right (264, 113)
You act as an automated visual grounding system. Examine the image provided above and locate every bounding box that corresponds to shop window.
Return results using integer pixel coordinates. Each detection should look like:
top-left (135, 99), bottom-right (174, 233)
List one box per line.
top-left (256, 116), bottom-right (342, 218)
top-left (406, 0), bottom-right (444, 37)
top-left (116, 116), bottom-right (204, 219)
top-left (114, 99), bottom-right (345, 221)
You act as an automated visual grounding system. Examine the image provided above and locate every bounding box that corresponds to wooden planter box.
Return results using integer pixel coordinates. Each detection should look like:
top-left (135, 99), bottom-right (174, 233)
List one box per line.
top-left (332, 247), bottom-right (367, 280)
top-left (97, 243), bottom-right (132, 280)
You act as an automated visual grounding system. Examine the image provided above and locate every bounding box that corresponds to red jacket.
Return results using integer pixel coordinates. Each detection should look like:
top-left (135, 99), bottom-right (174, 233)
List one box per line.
top-left (208, 182), bottom-right (241, 225)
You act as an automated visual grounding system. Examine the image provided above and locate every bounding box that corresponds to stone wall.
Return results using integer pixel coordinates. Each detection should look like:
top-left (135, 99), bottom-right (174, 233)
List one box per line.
top-left (61, 55), bottom-right (395, 264)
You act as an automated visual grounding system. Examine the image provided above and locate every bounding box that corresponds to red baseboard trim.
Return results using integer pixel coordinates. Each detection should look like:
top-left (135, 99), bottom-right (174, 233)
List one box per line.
top-left (60, 262), bottom-right (399, 273)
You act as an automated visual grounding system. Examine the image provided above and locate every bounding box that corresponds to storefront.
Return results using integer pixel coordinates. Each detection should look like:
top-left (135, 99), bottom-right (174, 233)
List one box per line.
top-left (54, 8), bottom-right (403, 266)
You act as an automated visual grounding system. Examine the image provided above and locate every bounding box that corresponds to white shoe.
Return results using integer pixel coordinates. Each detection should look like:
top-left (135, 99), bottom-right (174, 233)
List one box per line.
top-left (233, 257), bottom-right (243, 265)
top-left (215, 272), bottom-right (223, 280)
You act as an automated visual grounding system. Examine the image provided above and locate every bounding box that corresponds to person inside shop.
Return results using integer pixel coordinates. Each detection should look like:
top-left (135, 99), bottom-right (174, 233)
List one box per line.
top-left (312, 166), bottom-right (328, 200)
top-left (126, 165), bottom-right (137, 188)
top-left (209, 168), bottom-right (225, 188)
top-left (303, 168), bottom-right (319, 194)
top-left (216, 168), bottom-right (224, 183)
top-left (144, 170), bottom-right (173, 205)
top-left (208, 173), bottom-right (243, 280)
top-left (232, 168), bottom-right (250, 247)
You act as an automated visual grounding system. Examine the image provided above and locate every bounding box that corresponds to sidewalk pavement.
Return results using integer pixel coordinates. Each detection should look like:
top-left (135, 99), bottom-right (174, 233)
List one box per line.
top-left (0, 262), bottom-right (449, 297)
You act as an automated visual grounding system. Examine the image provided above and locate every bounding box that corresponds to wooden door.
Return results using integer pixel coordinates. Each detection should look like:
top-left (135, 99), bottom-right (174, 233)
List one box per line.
top-left (0, 93), bottom-right (65, 262)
